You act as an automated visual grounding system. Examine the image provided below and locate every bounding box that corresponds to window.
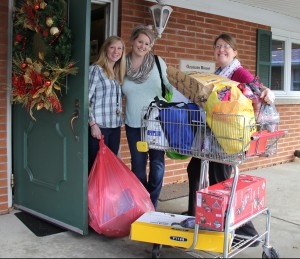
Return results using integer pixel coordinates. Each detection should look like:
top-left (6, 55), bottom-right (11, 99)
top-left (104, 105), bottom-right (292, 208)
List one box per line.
top-left (271, 40), bottom-right (285, 91)
top-left (271, 32), bottom-right (300, 96)
top-left (291, 43), bottom-right (300, 91)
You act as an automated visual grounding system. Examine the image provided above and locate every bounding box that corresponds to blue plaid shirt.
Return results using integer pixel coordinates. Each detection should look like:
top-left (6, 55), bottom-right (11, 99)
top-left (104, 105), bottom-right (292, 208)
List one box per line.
top-left (88, 65), bottom-right (122, 128)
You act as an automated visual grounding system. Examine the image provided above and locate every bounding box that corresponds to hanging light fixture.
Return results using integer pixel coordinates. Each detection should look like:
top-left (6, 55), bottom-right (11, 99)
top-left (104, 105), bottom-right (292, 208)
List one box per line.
top-left (149, 1), bottom-right (173, 38)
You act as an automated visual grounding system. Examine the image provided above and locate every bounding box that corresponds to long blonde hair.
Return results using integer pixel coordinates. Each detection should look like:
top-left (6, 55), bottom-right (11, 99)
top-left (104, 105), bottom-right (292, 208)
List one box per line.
top-left (94, 36), bottom-right (126, 85)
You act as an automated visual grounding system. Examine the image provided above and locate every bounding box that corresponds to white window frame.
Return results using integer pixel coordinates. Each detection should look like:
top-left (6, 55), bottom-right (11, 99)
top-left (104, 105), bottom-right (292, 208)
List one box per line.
top-left (272, 28), bottom-right (300, 100)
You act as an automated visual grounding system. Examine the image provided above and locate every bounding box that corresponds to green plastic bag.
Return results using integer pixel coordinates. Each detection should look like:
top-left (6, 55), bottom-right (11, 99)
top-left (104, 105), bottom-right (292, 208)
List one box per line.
top-left (165, 90), bottom-right (173, 103)
top-left (166, 151), bottom-right (190, 160)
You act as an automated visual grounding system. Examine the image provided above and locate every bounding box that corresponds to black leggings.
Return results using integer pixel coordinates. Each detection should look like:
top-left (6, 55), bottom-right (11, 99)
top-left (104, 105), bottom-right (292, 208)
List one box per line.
top-left (187, 157), bottom-right (232, 216)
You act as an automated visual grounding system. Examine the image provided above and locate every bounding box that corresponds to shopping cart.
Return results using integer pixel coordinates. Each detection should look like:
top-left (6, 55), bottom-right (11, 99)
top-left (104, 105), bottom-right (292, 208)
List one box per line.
top-left (135, 104), bottom-right (287, 258)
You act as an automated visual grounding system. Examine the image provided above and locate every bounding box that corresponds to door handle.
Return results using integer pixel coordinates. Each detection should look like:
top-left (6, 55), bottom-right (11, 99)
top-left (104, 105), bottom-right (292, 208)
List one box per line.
top-left (70, 109), bottom-right (79, 141)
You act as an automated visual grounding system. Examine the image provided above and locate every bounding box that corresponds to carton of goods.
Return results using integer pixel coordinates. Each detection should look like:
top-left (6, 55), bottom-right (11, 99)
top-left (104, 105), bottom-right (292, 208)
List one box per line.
top-left (130, 211), bottom-right (232, 253)
top-left (196, 174), bottom-right (266, 231)
top-left (167, 66), bottom-right (239, 107)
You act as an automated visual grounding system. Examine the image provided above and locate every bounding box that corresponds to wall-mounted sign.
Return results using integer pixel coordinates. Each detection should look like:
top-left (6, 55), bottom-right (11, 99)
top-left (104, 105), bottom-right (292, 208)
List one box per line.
top-left (179, 59), bottom-right (216, 73)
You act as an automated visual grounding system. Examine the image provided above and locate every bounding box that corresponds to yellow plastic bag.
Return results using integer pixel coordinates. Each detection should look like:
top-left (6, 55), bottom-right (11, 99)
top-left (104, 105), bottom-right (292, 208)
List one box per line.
top-left (205, 82), bottom-right (256, 154)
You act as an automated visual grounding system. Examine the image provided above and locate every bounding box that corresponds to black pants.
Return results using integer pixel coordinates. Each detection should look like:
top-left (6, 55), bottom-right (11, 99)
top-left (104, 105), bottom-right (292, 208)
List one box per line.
top-left (88, 126), bottom-right (121, 174)
top-left (187, 157), bottom-right (258, 237)
top-left (187, 157), bottom-right (232, 216)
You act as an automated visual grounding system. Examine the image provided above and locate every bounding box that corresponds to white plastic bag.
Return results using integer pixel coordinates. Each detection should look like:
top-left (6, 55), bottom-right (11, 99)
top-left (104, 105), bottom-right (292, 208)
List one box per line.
top-left (144, 105), bottom-right (169, 150)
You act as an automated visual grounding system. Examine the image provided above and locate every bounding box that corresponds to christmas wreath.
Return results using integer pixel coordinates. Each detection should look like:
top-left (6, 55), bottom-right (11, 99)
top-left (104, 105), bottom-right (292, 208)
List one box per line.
top-left (12, 0), bottom-right (78, 120)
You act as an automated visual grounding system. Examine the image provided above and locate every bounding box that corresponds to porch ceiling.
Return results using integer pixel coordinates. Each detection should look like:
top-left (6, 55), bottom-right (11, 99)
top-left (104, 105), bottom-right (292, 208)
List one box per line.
top-left (227, 0), bottom-right (300, 20)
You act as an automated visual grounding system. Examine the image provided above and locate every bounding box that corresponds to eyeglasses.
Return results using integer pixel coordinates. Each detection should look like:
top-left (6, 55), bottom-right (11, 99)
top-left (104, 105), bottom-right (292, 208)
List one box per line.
top-left (214, 44), bottom-right (232, 50)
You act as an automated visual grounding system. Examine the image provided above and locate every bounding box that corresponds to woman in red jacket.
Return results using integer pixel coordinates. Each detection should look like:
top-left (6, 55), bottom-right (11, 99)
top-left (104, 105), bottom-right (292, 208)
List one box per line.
top-left (187, 33), bottom-right (275, 247)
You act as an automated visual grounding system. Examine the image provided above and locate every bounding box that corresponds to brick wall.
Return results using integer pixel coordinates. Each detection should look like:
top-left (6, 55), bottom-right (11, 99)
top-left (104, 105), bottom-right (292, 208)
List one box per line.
top-left (119, 0), bottom-right (300, 185)
top-left (0, 1), bottom-right (9, 214)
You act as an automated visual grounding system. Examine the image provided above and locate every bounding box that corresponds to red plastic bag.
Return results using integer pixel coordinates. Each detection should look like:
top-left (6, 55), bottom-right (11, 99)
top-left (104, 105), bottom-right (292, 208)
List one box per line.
top-left (88, 139), bottom-right (155, 237)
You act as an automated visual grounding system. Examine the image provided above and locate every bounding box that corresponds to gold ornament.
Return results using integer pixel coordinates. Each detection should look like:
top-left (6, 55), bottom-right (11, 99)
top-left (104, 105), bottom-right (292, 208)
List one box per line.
top-left (40, 2), bottom-right (47, 9)
top-left (46, 17), bottom-right (53, 27)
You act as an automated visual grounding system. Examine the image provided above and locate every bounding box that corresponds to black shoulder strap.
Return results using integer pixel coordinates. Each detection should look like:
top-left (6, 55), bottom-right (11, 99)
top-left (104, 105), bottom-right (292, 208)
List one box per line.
top-left (154, 96), bottom-right (187, 109)
top-left (154, 55), bottom-right (166, 98)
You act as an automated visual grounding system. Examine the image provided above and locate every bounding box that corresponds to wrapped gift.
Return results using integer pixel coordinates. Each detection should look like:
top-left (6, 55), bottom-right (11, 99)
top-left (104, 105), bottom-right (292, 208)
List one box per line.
top-left (196, 174), bottom-right (266, 231)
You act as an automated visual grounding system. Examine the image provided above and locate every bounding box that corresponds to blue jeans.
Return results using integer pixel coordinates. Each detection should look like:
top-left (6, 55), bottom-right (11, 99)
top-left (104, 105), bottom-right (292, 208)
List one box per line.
top-left (125, 124), bottom-right (165, 208)
top-left (88, 126), bottom-right (121, 173)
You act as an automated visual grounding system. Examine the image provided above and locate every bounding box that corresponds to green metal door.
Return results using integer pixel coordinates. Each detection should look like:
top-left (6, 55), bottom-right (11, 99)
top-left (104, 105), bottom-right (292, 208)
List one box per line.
top-left (13, 0), bottom-right (91, 235)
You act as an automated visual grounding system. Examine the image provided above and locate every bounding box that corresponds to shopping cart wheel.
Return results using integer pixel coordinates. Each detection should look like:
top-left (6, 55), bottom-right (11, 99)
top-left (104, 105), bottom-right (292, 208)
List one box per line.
top-left (262, 247), bottom-right (279, 258)
top-left (152, 244), bottom-right (162, 258)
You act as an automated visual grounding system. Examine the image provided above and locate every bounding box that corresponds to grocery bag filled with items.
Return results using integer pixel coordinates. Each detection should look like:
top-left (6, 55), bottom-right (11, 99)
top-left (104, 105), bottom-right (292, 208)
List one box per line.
top-left (166, 66), bottom-right (283, 157)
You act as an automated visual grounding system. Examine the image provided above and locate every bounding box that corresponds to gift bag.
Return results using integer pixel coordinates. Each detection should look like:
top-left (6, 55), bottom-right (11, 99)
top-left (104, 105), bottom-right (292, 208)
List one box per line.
top-left (88, 139), bottom-right (155, 237)
top-left (205, 82), bottom-right (256, 154)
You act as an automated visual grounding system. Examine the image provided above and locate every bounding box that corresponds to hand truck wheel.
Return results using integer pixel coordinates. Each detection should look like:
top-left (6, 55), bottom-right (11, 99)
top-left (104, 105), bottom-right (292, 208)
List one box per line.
top-left (152, 244), bottom-right (162, 258)
top-left (262, 247), bottom-right (280, 258)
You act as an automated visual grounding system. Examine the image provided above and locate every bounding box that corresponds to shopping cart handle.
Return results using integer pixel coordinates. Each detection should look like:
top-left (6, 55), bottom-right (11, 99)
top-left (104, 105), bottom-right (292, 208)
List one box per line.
top-left (247, 130), bottom-right (287, 157)
top-left (250, 130), bottom-right (287, 141)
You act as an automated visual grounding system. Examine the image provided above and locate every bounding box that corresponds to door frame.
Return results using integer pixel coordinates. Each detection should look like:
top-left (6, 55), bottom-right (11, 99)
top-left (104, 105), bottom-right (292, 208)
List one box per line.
top-left (7, 0), bottom-right (14, 209)
top-left (92, 0), bottom-right (119, 37)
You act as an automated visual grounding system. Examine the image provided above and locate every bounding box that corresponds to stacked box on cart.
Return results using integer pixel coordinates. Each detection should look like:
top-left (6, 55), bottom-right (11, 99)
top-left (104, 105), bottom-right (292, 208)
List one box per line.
top-left (166, 66), bottom-right (239, 107)
top-left (195, 174), bottom-right (266, 231)
top-left (130, 211), bottom-right (231, 253)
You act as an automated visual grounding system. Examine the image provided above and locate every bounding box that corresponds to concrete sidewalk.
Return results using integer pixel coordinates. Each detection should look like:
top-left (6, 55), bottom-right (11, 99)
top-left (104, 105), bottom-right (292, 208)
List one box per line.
top-left (1, 159), bottom-right (300, 258)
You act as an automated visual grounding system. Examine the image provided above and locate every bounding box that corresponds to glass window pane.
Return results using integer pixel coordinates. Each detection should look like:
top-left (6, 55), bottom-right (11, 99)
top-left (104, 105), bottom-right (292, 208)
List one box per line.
top-left (271, 40), bottom-right (285, 90)
top-left (291, 43), bottom-right (300, 91)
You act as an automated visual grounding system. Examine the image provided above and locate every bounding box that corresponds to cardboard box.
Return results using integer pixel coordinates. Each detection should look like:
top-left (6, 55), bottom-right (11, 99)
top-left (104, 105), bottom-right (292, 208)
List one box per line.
top-left (196, 174), bottom-right (266, 231)
top-left (167, 66), bottom-right (239, 107)
top-left (130, 211), bottom-right (231, 253)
